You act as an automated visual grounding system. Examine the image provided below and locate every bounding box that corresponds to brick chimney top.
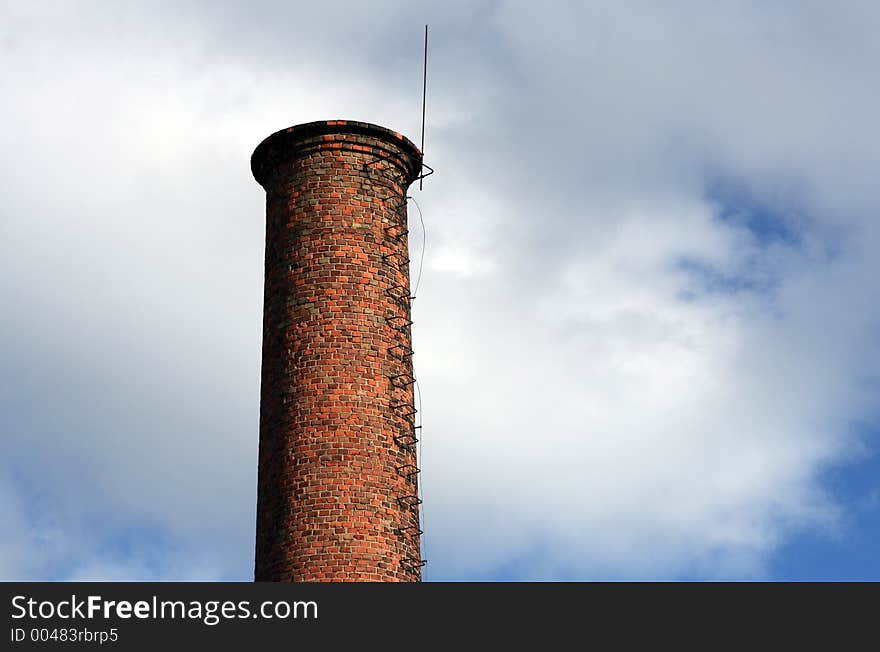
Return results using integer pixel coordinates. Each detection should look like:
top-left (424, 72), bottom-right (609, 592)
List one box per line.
top-left (251, 119), bottom-right (423, 189)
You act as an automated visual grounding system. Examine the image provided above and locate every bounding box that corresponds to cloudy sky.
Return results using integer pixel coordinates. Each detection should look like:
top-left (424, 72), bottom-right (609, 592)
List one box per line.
top-left (2, 0), bottom-right (879, 581)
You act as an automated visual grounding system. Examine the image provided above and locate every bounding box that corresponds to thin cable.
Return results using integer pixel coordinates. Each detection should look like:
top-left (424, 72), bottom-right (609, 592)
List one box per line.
top-left (414, 376), bottom-right (427, 580)
top-left (409, 195), bottom-right (427, 299)
top-left (409, 194), bottom-right (427, 578)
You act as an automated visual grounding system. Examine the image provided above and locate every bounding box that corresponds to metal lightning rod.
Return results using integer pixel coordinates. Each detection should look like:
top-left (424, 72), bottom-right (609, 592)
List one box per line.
top-left (420, 24), bottom-right (428, 190)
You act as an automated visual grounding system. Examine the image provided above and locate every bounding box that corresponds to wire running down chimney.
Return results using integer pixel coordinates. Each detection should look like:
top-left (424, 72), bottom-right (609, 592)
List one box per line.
top-left (251, 120), bottom-right (425, 581)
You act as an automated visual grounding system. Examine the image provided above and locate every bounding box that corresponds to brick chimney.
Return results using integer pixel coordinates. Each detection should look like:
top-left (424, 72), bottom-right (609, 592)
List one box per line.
top-left (251, 120), bottom-right (424, 581)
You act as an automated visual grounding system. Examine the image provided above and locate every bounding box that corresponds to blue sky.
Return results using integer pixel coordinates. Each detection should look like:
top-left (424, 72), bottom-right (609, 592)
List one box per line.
top-left (2, 1), bottom-right (880, 581)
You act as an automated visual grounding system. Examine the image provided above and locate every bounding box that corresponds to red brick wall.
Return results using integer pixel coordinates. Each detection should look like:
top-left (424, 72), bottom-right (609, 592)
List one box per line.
top-left (251, 121), bottom-right (423, 582)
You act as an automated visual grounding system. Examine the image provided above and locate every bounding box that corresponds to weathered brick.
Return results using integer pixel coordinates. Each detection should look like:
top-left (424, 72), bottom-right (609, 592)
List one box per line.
top-left (251, 120), bottom-right (423, 582)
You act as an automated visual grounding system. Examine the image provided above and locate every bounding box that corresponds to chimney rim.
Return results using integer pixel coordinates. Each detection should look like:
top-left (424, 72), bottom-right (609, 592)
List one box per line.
top-left (251, 119), bottom-right (423, 189)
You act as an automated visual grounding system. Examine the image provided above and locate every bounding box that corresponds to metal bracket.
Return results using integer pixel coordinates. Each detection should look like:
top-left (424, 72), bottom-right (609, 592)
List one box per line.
top-left (393, 431), bottom-right (419, 449)
top-left (388, 373), bottom-right (416, 389)
top-left (396, 525), bottom-right (424, 537)
top-left (386, 314), bottom-right (413, 332)
top-left (389, 400), bottom-right (417, 419)
top-left (397, 495), bottom-right (423, 509)
top-left (382, 251), bottom-right (410, 271)
top-left (401, 557), bottom-right (428, 570)
top-left (386, 284), bottom-right (413, 307)
top-left (388, 344), bottom-right (415, 360)
top-left (416, 162), bottom-right (434, 183)
top-left (396, 464), bottom-right (421, 479)
top-left (384, 223), bottom-right (409, 241)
